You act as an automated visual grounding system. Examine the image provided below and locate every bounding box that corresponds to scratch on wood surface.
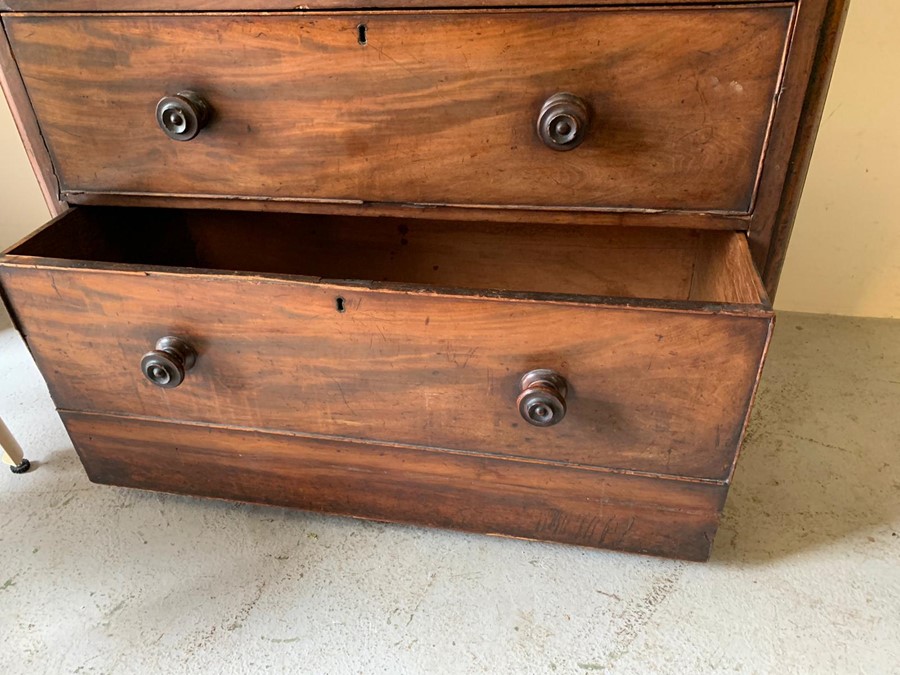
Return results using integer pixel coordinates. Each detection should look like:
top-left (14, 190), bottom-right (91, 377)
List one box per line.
top-left (331, 377), bottom-right (356, 415)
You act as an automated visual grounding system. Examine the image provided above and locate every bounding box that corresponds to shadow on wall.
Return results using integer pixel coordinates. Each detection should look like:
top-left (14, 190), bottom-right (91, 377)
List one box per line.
top-left (0, 89), bottom-right (50, 246)
top-left (713, 312), bottom-right (900, 564)
top-left (776, 0), bottom-right (900, 319)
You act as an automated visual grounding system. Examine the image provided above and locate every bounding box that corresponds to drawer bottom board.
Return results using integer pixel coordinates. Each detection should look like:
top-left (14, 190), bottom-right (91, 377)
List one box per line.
top-left (61, 411), bottom-right (728, 561)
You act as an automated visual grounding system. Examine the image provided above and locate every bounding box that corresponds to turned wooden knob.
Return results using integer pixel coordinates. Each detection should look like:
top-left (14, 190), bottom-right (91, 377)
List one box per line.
top-left (141, 336), bottom-right (197, 388)
top-left (156, 91), bottom-right (210, 141)
top-left (517, 369), bottom-right (568, 427)
top-left (537, 93), bottom-right (590, 151)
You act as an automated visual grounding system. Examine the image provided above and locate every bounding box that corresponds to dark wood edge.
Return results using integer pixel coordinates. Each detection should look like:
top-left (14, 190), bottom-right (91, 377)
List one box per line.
top-left (0, 251), bottom-right (774, 317)
top-left (723, 313), bottom-right (774, 484)
top-left (60, 408), bottom-right (732, 486)
top-left (0, 206), bottom-right (73, 255)
top-left (0, 269), bottom-right (28, 338)
top-left (0, 17), bottom-right (65, 215)
top-left (749, 0), bottom-right (848, 297)
top-left (0, 213), bottom-right (78, 348)
top-left (757, 0), bottom-right (849, 296)
top-left (0, 205), bottom-right (773, 314)
top-left (0, 208), bottom-right (76, 353)
top-left (63, 192), bottom-right (753, 230)
top-left (0, 1), bottom-right (800, 14)
top-left (745, 0), bottom-right (797, 216)
top-left (738, 231), bottom-right (773, 307)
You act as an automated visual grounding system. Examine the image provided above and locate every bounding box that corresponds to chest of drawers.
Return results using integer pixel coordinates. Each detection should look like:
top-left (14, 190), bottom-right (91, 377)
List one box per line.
top-left (0, 0), bottom-right (847, 560)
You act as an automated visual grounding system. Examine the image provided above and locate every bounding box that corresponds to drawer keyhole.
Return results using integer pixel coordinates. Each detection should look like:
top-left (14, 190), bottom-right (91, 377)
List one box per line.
top-left (336, 296), bottom-right (346, 312)
top-left (357, 24), bottom-right (367, 46)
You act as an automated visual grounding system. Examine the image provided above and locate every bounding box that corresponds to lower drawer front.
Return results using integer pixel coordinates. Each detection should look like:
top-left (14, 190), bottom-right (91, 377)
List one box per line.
top-left (3, 266), bottom-right (769, 481)
top-left (62, 411), bottom-right (727, 561)
top-left (0, 208), bottom-right (773, 482)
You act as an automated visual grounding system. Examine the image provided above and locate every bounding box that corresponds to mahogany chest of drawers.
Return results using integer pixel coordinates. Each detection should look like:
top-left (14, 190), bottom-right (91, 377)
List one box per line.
top-left (0, 0), bottom-right (847, 560)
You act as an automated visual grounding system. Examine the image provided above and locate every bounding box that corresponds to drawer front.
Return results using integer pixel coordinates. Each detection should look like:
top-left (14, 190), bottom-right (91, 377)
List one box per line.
top-left (62, 411), bottom-right (727, 561)
top-left (7, 7), bottom-right (792, 212)
top-left (1, 264), bottom-right (771, 481)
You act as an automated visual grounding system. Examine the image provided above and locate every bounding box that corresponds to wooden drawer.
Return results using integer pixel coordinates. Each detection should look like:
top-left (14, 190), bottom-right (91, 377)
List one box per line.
top-left (5, 6), bottom-right (792, 213)
top-left (0, 207), bottom-right (772, 483)
top-left (61, 411), bottom-right (728, 561)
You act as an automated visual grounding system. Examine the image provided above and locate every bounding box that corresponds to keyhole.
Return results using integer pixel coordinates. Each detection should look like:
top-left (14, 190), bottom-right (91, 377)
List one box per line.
top-left (357, 24), bottom-right (367, 46)
top-left (336, 297), bottom-right (346, 312)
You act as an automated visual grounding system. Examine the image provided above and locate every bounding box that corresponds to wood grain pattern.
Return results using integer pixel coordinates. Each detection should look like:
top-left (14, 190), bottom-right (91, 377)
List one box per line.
top-left (0, 0), bottom-right (796, 12)
top-left (8, 206), bottom-right (767, 303)
top-left (0, 207), bottom-right (772, 481)
top-left (0, 0), bottom-right (849, 560)
top-left (754, 0), bottom-right (850, 296)
top-left (0, 19), bottom-right (64, 215)
top-left (690, 231), bottom-right (770, 305)
top-left (6, 8), bottom-right (792, 213)
top-left (747, 0), bottom-right (828, 289)
top-left (61, 410), bottom-right (728, 561)
top-left (64, 191), bottom-right (752, 230)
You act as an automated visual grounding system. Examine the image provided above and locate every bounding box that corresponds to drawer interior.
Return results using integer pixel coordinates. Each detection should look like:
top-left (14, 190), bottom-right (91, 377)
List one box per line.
top-left (8, 207), bottom-right (768, 307)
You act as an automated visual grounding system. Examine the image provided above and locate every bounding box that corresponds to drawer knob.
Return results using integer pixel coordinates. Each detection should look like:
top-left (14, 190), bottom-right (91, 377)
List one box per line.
top-left (141, 336), bottom-right (197, 388)
top-left (517, 369), bottom-right (568, 427)
top-left (156, 91), bottom-right (210, 141)
top-left (537, 93), bottom-right (590, 151)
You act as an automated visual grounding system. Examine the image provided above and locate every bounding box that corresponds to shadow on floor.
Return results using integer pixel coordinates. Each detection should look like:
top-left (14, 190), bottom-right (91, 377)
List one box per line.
top-left (712, 312), bottom-right (900, 564)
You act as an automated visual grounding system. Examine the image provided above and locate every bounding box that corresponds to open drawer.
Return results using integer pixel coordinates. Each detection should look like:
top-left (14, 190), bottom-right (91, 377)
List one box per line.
top-left (0, 207), bottom-right (772, 484)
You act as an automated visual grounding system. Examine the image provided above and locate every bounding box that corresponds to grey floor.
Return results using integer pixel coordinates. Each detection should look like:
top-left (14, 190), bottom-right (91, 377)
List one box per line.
top-left (0, 311), bottom-right (898, 674)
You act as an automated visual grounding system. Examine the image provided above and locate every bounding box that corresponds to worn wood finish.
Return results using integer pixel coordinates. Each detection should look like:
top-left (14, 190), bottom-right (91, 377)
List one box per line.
top-left (754, 0), bottom-right (850, 295)
top-left (690, 231), bottom-right (770, 305)
top-left (7, 206), bottom-right (767, 303)
top-left (0, 0), bottom-right (848, 557)
top-left (64, 191), bottom-right (752, 230)
top-left (0, 207), bottom-right (772, 481)
top-left (61, 411), bottom-right (728, 561)
top-left (0, 0), bottom-right (797, 12)
top-left (0, 0), bottom-right (850, 296)
top-left (0, 19), bottom-right (63, 215)
top-left (6, 8), bottom-right (792, 214)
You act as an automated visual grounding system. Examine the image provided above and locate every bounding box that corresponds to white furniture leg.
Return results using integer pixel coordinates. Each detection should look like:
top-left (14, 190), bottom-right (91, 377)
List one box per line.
top-left (0, 416), bottom-right (30, 474)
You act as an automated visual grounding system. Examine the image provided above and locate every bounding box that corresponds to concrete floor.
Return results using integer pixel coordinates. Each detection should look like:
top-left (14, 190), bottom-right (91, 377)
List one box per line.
top-left (0, 310), bottom-right (898, 674)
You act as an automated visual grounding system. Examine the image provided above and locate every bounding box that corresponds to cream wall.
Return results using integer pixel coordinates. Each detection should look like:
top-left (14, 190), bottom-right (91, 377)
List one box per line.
top-left (775, 1), bottom-right (900, 318)
top-left (0, 1), bottom-right (897, 317)
top-left (0, 90), bottom-right (49, 244)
